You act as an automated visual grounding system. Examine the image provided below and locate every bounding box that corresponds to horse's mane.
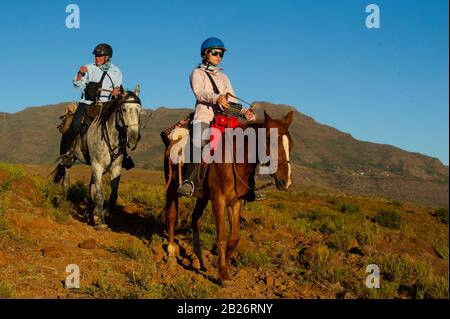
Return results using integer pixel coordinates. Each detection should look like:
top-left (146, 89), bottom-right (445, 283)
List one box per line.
top-left (98, 91), bottom-right (141, 127)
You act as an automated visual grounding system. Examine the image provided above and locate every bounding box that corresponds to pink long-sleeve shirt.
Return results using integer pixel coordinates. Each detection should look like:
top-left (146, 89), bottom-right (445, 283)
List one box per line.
top-left (190, 68), bottom-right (238, 124)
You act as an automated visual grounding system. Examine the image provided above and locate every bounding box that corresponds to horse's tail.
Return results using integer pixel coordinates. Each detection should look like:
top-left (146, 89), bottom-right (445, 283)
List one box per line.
top-left (50, 163), bottom-right (66, 184)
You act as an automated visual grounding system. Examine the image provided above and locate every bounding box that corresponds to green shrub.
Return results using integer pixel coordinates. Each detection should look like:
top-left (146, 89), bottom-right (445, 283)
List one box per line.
top-left (82, 276), bottom-right (124, 298)
top-left (356, 227), bottom-right (376, 246)
top-left (424, 274), bottom-right (449, 299)
top-left (390, 201), bottom-right (403, 208)
top-left (373, 210), bottom-right (402, 229)
top-left (108, 240), bottom-right (149, 260)
top-left (270, 202), bottom-right (286, 210)
top-left (434, 208), bottom-right (449, 224)
top-left (338, 203), bottom-right (362, 215)
top-left (0, 282), bottom-right (13, 298)
top-left (47, 207), bottom-right (71, 224)
top-left (435, 247), bottom-right (449, 260)
top-left (0, 163), bottom-right (25, 192)
top-left (161, 277), bottom-right (216, 299)
top-left (235, 251), bottom-right (271, 268)
top-left (67, 181), bottom-right (89, 203)
top-left (367, 254), bottom-right (434, 298)
top-left (0, 197), bottom-right (9, 236)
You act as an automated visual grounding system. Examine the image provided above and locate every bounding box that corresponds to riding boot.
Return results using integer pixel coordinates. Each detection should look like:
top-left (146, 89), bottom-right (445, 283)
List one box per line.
top-left (178, 121), bottom-right (210, 197)
top-left (177, 162), bottom-right (201, 197)
top-left (122, 155), bottom-right (135, 170)
top-left (58, 102), bottom-right (88, 168)
top-left (59, 130), bottom-right (77, 168)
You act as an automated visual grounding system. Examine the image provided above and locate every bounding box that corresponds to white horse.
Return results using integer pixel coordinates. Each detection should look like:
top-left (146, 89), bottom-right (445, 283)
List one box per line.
top-left (54, 86), bottom-right (143, 229)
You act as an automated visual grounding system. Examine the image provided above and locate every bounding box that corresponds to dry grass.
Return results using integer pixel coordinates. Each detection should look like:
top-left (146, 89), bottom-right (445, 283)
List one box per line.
top-left (0, 163), bottom-right (448, 299)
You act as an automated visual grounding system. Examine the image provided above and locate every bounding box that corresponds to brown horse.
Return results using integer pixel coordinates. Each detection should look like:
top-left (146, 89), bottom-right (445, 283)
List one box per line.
top-left (163, 110), bottom-right (294, 286)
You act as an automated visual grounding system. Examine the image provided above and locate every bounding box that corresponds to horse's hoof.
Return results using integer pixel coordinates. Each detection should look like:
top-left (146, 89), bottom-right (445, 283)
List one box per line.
top-left (221, 280), bottom-right (234, 288)
top-left (192, 258), bottom-right (201, 270)
top-left (167, 256), bottom-right (177, 269)
top-left (95, 224), bottom-right (109, 231)
top-left (103, 208), bottom-right (111, 218)
top-left (211, 256), bottom-right (218, 268)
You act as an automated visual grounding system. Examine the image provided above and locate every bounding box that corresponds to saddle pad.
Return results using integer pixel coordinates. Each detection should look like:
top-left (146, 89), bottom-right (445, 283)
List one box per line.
top-left (57, 102), bottom-right (78, 134)
top-left (84, 103), bottom-right (102, 120)
top-left (166, 127), bottom-right (190, 164)
top-left (210, 115), bottom-right (242, 152)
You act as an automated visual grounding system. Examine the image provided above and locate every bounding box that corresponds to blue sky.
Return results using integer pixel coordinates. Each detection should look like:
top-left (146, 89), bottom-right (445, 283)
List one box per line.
top-left (0, 0), bottom-right (448, 164)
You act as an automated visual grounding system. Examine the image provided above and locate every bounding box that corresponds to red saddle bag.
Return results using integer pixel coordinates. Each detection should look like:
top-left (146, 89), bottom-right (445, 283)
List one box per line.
top-left (209, 115), bottom-right (242, 153)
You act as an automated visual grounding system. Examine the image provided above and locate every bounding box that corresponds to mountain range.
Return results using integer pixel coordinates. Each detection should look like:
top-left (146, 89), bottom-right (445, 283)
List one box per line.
top-left (0, 101), bottom-right (447, 207)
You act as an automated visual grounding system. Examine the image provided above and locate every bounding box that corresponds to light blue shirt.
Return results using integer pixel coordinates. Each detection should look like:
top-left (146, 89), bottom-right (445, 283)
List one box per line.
top-left (73, 63), bottom-right (123, 104)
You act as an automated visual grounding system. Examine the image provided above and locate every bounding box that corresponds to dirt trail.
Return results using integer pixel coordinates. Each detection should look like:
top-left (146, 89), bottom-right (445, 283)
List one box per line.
top-left (0, 164), bottom-right (448, 299)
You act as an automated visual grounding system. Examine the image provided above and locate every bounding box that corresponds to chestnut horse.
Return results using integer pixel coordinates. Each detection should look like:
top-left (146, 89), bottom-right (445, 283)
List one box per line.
top-left (163, 110), bottom-right (293, 286)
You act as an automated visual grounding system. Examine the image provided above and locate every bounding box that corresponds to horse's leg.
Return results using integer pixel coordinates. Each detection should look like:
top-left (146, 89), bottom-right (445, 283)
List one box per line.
top-left (108, 160), bottom-right (122, 216)
top-left (62, 167), bottom-right (70, 195)
top-left (192, 197), bottom-right (208, 270)
top-left (225, 200), bottom-right (242, 265)
top-left (91, 163), bottom-right (107, 229)
top-left (212, 196), bottom-right (232, 286)
top-left (166, 182), bottom-right (179, 267)
top-left (88, 175), bottom-right (95, 222)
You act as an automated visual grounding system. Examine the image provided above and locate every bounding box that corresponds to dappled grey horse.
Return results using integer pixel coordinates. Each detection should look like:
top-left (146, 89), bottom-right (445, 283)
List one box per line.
top-left (54, 86), bottom-right (143, 229)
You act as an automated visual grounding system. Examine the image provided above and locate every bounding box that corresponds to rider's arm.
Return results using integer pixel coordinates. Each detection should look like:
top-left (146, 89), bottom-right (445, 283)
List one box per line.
top-left (223, 74), bottom-right (238, 104)
top-left (113, 66), bottom-right (123, 89)
top-left (73, 65), bottom-right (90, 90)
top-left (190, 69), bottom-right (220, 105)
top-left (223, 74), bottom-right (255, 120)
top-left (110, 66), bottom-right (123, 97)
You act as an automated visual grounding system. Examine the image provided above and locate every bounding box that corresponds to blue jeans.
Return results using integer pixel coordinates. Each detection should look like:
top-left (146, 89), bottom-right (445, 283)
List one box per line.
top-left (60, 102), bottom-right (89, 155)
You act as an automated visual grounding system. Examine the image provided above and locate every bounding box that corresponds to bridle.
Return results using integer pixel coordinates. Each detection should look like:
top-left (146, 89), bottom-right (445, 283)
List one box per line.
top-left (232, 127), bottom-right (291, 193)
top-left (101, 93), bottom-right (142, 173)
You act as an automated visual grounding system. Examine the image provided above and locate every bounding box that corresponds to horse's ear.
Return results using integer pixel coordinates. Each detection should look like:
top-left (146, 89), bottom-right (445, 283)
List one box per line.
top-left (264, 110), bottom-right (273, 124)
top-left (283, 110), bottom-right (294, 127)
top-left (135, 85), bottom-right (140, 96)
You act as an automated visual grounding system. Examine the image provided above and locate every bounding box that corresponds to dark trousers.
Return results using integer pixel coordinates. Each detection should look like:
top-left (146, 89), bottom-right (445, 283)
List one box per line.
top-left (60, 102), bottom-right (89, 155)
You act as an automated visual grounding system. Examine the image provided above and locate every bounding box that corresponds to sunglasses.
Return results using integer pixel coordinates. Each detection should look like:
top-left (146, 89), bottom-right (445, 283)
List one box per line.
top-left (209, 50), bottom-right (224, 57)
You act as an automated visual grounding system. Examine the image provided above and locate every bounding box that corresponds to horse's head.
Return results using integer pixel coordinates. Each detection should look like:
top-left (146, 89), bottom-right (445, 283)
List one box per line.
top-left (264, 110), bottom-right (294, 191)
top-left (119, 85), bottom-right (142, 150)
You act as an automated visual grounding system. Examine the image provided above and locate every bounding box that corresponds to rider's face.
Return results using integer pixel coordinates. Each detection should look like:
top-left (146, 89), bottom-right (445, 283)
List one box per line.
top-left (206, 49), bottom-right (224, 66)
top-left (95, 56), bottom-right (109, 66)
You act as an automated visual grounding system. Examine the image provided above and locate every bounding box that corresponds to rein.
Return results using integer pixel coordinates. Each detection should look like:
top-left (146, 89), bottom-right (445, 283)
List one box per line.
top-left (100, 94), bottom-right (141, 173)
top-left (231, 126), bottom-right (290, 193)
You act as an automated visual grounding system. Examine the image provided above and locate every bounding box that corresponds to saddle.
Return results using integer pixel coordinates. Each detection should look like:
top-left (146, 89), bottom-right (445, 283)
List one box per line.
top-left (57, 102), bottom-right (78, 134)
top-left (79, 103), bottom-right (104, 138)
top-left (57, 102), bottom-right (103, 135)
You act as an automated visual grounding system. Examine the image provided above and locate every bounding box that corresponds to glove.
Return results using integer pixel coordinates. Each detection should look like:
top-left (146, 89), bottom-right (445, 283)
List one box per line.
top-left (241, 108), bottom-right (256, 121)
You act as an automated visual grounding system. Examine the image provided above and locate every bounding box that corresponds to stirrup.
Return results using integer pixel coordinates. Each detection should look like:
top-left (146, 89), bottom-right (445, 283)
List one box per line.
top-left (177, 180), bottom-right (195, 197)
top-left (122, 156), bottom-right (135, 170)
top-left (59, 153), bottom-right (74, 168)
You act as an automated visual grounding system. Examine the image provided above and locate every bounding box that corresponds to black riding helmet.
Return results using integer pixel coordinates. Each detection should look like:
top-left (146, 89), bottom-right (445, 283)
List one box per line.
top-left (93, 43), bottom-right (113, 57)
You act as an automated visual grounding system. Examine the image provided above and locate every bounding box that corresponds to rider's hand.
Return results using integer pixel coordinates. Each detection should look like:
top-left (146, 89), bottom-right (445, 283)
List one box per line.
top-left (112, 87), bottom-right (120, 97)
top-left (217, 94), bottom-right (230, 111)
top-left (79, 66), bottom-right (88, 74)
top-left (243, 109), bottom-right (256, 121)
top-left (177, 119), bottom-right (189, 127)
top-left (76, 66), bottom-right (88, 81)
